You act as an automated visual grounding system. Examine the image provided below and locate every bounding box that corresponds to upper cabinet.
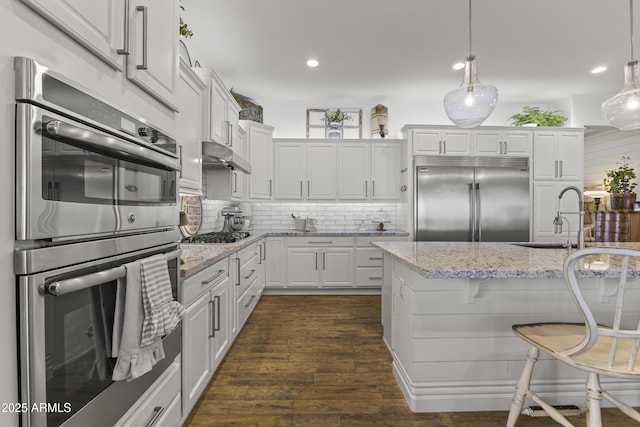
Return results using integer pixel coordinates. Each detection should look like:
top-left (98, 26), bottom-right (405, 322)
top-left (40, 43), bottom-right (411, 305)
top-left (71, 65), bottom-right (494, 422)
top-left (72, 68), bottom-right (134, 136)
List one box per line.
top-left (474, 129), bottom-right (531, 157)
top-left (272, 139), bottom-right (402, 202)
top-left (177, 58), bottom-right (206, 194)
top-left (411, 128), bottom-right (472, 156)
top-left (273, 141), bottom-right (337, 200)
top-left (125, 0), bottom-right (179, 111)
top-left (20, 0), bottom-right (179, 111)
top-left (243, 121), bottom-right (274, 200)
top-left (196, 68), bottom-right (241, 150)
top-left (532, 130), bottom-right (583, 181)
top-left (20, 0), bottom-right (125, 70)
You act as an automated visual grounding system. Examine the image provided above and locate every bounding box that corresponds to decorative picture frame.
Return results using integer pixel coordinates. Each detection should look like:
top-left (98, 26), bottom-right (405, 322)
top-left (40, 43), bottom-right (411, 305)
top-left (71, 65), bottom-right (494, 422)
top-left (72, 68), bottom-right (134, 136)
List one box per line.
top-left (306, 108), bottom-right (362, 139)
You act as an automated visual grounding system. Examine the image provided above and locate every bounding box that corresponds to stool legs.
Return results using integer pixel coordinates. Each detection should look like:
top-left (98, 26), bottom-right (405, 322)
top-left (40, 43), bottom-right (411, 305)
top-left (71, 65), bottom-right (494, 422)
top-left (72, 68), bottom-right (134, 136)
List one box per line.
top-left (507, 346), bottom-right (539, 427)
top-left (586, 373), bottom-right (603, 427)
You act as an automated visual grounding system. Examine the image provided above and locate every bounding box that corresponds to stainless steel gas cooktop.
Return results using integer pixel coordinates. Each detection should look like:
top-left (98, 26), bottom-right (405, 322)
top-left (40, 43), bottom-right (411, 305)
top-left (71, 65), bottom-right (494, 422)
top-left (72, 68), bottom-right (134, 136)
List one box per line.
top-left (181, 231), bottom-right (250, 244)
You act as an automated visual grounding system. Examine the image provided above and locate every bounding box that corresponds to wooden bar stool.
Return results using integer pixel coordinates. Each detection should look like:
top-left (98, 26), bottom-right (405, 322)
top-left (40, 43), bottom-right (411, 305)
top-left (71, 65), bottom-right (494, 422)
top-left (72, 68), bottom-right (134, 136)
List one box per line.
top-left (507, 247), bottom-right (640, 427)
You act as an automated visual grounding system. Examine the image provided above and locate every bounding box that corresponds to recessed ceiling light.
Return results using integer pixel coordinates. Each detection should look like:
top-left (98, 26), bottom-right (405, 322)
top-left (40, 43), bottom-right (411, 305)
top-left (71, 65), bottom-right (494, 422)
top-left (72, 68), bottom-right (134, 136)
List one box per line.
top-left (307, 58), bottom-right (319, 68)
top-left (452, 62), bottom-right (465, 70)
top-left (592, 66), bottom-right (607, 74)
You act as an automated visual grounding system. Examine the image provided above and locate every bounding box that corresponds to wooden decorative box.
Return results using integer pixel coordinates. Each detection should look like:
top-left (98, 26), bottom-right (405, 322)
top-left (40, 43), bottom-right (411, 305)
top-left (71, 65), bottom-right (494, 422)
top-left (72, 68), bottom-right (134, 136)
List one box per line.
top-left (593, 211), bottom-right (640, 242)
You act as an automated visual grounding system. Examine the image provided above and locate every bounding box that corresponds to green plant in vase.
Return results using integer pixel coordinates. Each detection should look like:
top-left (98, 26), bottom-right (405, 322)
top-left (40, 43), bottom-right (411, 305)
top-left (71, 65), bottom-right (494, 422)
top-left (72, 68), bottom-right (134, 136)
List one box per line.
top-left (603, 156), bottom-right (637, 210)
top-left (509, 106), bottom-right (567, 127)
top-left (323, 109), bottom-right (352, 139)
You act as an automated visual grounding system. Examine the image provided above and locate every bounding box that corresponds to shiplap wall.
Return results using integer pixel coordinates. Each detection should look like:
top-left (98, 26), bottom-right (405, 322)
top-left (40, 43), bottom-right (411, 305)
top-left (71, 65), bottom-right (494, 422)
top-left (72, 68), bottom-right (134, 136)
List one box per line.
top-left (584, 129), bottom-right (640, 188)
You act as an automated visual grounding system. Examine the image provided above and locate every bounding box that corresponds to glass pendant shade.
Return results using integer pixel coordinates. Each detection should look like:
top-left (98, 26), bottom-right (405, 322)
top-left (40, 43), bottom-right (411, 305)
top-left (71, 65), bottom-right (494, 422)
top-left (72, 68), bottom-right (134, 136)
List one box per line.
top-left (602, 61), bottom-right (640, 130)
top-left (444, 56), bottom-right (498, 128)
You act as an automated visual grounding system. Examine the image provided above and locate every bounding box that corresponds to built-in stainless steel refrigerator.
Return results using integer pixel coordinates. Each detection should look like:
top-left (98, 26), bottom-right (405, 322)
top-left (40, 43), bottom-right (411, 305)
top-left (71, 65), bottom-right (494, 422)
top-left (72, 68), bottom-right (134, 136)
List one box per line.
top-left (415, 156), bottom-right (530, 242)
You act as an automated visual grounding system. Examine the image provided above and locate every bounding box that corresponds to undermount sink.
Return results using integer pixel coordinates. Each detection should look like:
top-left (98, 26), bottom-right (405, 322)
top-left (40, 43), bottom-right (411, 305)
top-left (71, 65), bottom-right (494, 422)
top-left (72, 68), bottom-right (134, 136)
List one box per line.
top-left (511, 242), bottom-right (577, 249)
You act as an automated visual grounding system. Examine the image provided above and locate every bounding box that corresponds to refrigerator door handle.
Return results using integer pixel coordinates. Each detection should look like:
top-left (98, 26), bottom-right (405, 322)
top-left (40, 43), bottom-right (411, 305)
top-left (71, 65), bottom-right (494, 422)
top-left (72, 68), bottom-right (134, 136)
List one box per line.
top-left (475, 182), bottom-right (481, 242)
top-left (469, 183), bottom-right (476, 241)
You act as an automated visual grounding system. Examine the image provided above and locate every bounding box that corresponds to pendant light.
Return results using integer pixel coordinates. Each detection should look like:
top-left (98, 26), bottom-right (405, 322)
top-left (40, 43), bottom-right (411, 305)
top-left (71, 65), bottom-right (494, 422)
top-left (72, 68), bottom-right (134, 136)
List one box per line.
top-left (443, 0), bottom-right (498, 128)
top-left (602, 0), bottom-right (640, 130)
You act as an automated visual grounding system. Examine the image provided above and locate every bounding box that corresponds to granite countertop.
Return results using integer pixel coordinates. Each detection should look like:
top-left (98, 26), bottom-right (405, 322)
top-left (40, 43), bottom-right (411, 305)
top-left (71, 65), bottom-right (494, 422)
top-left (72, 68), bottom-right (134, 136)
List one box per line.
top-left (180, 229), bottom-right (409, 278)
top-left (372, 241), bottom-right (640, 279)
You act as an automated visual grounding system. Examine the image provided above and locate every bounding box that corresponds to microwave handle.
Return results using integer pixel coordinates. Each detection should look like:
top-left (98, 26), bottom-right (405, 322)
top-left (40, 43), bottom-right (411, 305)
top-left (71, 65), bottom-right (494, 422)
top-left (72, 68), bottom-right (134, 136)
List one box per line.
top-left (47, 249), bottom-right (181, 296)
top-left (45, 120), bottom-right (181, 172)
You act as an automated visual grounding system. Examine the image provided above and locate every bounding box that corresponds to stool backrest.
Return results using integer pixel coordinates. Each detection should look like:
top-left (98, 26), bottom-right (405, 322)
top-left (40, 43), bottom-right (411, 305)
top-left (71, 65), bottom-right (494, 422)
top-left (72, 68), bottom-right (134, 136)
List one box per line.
top-left (563, 247), bottom-right (640, 371)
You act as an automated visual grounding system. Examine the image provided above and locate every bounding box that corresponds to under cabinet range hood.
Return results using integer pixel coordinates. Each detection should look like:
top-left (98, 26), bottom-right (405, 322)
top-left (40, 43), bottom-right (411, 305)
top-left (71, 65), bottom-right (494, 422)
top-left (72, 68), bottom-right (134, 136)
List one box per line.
top-left (201, 140), bottom-right (252, 174)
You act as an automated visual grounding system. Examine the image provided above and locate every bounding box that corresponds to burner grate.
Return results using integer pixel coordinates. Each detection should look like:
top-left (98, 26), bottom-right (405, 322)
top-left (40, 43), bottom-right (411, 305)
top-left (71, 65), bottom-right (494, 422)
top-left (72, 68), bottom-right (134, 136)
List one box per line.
top-left (182, 231), bottom-right (250, 244)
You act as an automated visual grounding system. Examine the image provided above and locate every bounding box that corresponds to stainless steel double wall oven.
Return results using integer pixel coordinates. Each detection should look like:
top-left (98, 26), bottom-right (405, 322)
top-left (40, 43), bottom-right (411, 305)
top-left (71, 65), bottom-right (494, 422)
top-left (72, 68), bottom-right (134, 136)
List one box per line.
top-left (14, 57), bottom-right (182, 427)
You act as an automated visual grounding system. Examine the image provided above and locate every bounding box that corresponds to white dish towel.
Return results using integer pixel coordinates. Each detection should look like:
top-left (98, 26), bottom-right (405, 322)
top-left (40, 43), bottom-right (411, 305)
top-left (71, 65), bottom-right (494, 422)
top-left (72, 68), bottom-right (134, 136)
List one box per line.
top-left (140, 254), bottom-right (184, 346)
top-left (111, 259), bottom-right (165, 382)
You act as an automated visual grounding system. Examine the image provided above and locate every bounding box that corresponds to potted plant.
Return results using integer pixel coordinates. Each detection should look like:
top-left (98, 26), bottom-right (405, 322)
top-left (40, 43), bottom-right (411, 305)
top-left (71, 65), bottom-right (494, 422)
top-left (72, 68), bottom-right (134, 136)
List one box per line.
top-left (323, 109), bottom-right (352, 139)
top-left (509, 106), bottom-right (567, 127)
top-left (603, 156), bottom-right (637, 210)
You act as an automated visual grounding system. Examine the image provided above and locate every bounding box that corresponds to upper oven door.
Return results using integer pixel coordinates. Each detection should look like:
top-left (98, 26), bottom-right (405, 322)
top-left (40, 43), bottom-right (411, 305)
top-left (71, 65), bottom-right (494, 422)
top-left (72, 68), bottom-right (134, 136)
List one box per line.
top-left (16, 103), bottom-right (180, 241)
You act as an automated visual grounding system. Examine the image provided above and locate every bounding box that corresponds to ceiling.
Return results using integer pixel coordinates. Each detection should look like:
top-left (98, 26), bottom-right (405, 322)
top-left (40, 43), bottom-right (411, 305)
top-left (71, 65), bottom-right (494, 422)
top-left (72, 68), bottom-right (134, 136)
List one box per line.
top-left (181, 0), bottom-right (638, 127)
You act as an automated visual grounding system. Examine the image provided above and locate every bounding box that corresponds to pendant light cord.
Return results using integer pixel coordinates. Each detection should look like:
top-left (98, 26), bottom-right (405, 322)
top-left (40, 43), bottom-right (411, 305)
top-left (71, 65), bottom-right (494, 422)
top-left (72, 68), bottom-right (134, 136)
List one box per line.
top-left (468, 0), bottom-right (473, 57)
top-left (631, 0), bottom-right (635, 62)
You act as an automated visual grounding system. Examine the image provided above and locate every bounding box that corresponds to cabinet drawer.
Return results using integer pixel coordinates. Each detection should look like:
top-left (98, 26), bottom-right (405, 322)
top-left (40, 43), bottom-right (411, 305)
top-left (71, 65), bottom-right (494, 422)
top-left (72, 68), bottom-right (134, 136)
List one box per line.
top-left (595, 221), bottom-right (630, 233)
top-left (116, 359), bottom-right (181, 427)
top-left (356, 267), bottom-right (383, 286)
top-left (288, 236), bottom-right (353, 247)
top-left (355, 236), bottom-right (406, 246)
top-left (237, 243), bottom-right (258, 266)
top-left (183, 258), bottom-right (229, 306)
top-left (356, 248), bottom-right (384, 267)
top-left (594, 231), bottom-right (630, 243)
top-left (237, 254), bottom-right (258, 297)
top-left (238, 279), bottom-right (259, 329)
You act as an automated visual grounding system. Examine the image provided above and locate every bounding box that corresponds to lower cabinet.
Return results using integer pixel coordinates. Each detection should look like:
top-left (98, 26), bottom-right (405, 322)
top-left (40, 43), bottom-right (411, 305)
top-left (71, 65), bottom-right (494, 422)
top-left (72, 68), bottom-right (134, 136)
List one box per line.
top-left (266, 237), bottom-right (286, 288)
top-left (286, 238), bottom-right (354, 288)
top-left (181, 257), bottom-right (231, 417)
top-left (266, 235), bottom-right (408, 291)
top-left (533, 180), bottom-right (582, 242)
top-left (116, 357), bottom-right (182, 427)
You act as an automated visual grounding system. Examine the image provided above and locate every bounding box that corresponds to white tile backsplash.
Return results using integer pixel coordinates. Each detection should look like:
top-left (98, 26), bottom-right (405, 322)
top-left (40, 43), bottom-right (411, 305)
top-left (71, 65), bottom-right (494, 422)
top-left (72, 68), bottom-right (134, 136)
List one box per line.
top-left (197, 196), bottom-right (406, 232)
top-left (246, 201), bottom-right (403, 230)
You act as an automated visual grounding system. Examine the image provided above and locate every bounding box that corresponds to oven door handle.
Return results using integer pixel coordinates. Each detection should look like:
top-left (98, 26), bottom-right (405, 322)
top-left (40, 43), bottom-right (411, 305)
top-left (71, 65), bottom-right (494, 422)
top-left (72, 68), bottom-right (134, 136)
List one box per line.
top-left (44, 120), bottom-right (181, 172)
top-left (47, 249), bottom-right (181, 296)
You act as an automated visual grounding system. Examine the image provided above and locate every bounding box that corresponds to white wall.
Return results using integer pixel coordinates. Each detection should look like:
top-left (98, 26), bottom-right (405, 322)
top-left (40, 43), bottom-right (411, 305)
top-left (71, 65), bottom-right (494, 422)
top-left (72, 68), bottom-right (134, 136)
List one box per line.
top-left (584, 128), bottom-right (640, 188)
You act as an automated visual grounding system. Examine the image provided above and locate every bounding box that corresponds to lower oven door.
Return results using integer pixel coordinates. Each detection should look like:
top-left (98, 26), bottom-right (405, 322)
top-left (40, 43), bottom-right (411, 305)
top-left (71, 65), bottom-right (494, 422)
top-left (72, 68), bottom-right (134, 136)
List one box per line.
top-left (15, 103), bottom-right (179, 241)
top-left (18, 243), bottom-right (182, 427)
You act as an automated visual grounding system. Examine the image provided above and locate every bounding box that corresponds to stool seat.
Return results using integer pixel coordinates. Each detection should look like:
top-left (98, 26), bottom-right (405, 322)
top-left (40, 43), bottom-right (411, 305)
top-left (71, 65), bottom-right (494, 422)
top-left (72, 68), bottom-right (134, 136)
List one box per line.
top-left (507, 247), bottom-right (640, 427)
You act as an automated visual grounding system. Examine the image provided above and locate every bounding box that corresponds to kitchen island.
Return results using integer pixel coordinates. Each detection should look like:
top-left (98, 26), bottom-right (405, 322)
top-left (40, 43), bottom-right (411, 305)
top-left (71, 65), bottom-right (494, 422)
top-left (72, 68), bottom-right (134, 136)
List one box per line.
top-left (372, 241), bottom-right (640, 413)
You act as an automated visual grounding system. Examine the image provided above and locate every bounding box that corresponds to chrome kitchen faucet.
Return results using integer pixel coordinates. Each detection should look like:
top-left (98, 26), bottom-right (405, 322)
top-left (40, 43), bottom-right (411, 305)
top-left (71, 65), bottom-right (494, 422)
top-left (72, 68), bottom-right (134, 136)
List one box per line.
top-left (556, 186), bottom-right (585, 250)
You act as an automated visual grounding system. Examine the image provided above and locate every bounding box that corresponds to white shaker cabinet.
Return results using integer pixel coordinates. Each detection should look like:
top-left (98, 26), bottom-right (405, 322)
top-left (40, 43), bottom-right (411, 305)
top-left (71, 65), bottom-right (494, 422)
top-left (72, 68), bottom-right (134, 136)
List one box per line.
top-left (177, 58), bottom-right (205, 194)
top-left (411, 128), bottom-right (472, 156)
top-left (126, 0), bottom-right (179, 111)
top-left (273, 141), bottom-right (337, 200)
top-left (285, 238), bottom-right (354, 289)
top-left (273, 142), bottom-right (306, 200)
top-left (20, 0), bottom-right (126, 70)
top-left (19, 0), bottom-right (179, 111)
top-left (533, 180), bottom-right (582, 242)
top-left (337, 143), bottom-right (369, 200)
top-left (370, 142), bottom-right (401, 200)
top-left (307, 143), bottom-right (337, 199)
top-left (181, 258), bottom-right (231, 416)
top-left (533, 130), bottom-right (583, 181)
top-left (181, 292), bottom-right (212, 414)
top-left (474, 129), bottom-right (531, 157)
top-left (336, 141), bottom-right (402, 201)
top-left (197, 68), bottom-right (241, 149)
top-left (265, 237), bottom-right (286, 288)
top-left (244, 121), bottom-right (274, 199)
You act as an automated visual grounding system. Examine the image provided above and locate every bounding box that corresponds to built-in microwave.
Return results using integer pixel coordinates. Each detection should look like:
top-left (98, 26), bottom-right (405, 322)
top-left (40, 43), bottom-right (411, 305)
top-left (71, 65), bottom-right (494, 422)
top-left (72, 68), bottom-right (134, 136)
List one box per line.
top-left (14, 57), bottom-right (181, 242)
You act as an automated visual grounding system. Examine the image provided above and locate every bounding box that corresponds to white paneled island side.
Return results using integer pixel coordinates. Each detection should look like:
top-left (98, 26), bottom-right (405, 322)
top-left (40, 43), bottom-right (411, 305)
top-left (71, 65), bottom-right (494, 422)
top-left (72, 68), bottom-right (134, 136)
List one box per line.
top-left (372, 241), bottom-right (640, 413)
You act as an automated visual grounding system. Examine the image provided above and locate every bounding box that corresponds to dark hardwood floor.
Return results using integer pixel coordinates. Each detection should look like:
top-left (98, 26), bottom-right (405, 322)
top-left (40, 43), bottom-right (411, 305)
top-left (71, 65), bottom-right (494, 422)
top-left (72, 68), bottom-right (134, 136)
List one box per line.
top-left (183, 295), bottom-right (637, 426)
